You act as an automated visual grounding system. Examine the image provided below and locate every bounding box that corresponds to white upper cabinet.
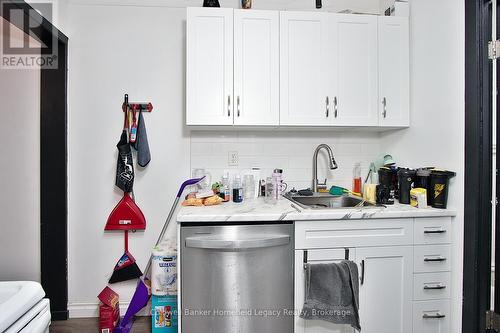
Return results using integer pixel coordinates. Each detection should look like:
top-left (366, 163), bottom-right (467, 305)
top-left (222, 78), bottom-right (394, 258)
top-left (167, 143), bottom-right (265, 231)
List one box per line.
top-left (332, 14), bottom-right (379, 126)
top-left (187, 8), bottom-right (234, 125)
top-left (280, 12), bottom-right (331, 126)
top-left (378, 16), bottom-right (410, 127)
top-left (186, 9), bottom-right (410, 129)
top-left (234, 10), bottom-right (279, 126)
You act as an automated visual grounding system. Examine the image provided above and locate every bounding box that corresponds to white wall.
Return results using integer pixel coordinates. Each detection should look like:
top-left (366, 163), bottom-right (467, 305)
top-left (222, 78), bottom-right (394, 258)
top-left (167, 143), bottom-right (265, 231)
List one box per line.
top-left (66, 3), bottom-right (190, 317)
top-left (380, 0), bottom-right (465, 331)
top-left (0, 20), bottom-right (41, 282)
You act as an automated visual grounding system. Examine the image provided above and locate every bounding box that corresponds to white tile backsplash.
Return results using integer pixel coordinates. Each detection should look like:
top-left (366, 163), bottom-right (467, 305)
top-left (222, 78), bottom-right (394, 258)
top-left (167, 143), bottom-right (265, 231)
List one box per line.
top-left (190, 131), bottom-right (383, 190)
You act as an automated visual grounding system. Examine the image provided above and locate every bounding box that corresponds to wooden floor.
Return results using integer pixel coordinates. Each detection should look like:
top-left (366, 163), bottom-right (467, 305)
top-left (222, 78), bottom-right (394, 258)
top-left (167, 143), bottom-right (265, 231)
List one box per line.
top-left (50, 316), bottom-right (151, 333)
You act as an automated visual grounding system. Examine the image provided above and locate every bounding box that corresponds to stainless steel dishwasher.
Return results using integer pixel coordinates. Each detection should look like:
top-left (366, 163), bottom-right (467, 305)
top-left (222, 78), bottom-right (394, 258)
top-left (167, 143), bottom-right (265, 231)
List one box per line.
top-left (180, 223), bottom-right (294, 333)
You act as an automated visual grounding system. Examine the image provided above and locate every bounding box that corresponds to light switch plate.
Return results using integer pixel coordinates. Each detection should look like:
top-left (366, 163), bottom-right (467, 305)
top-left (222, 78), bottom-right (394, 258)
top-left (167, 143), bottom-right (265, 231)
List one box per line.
top-left (228, 151), bottom-right (238, 166)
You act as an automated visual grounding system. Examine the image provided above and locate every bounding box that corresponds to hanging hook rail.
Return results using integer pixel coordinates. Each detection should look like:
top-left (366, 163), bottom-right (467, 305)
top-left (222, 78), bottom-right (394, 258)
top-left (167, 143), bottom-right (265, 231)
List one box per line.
top-left (122, 93), bottom-right (153, 113)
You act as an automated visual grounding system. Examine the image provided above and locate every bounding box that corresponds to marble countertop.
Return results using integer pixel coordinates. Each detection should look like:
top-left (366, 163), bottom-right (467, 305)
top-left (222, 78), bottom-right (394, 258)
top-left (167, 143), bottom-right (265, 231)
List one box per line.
top-left (176, 197), bottom-right (457, 223)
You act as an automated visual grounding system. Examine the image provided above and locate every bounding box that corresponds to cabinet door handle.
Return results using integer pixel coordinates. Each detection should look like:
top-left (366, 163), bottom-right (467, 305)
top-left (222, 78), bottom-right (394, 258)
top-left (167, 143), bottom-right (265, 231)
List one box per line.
top-left (424, 257), bottom-right (447, 262)
top-left (237, 96), bottom-right (241, 117)
top-left (227, 95), bottom-right (231, 117)
top-left (334, 96), bottom-right (338, 118)
top-left (382, 97), bottom-right (387, 118)
top-left (360, 260), bottom-right (365, 285)
top-left (423, 284), bottom-right (446, 290)
top-left (424, 229), bottom-right (446, 234)
top-left (422, 313), bottom-right (446, 319)
top-left (325, 96), bottom-right (330, 117)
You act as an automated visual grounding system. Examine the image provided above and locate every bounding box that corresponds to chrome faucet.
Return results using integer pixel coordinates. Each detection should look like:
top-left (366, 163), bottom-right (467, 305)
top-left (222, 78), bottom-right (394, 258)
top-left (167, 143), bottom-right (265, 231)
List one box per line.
top-left (312, 144), bottom-right (338, 192)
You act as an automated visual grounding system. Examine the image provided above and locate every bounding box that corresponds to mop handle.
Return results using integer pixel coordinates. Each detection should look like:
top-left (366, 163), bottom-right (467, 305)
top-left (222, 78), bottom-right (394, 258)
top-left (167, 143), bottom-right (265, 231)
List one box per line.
top-left (143, 177), bottom-right (205, 276)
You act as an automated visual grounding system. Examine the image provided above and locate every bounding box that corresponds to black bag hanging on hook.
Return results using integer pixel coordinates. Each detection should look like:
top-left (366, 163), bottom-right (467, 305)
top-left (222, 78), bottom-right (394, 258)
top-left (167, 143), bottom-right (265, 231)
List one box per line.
top-left (203, 0), bottom-right (220, 7)
top-left (115, 130), bottom-right (135, 193)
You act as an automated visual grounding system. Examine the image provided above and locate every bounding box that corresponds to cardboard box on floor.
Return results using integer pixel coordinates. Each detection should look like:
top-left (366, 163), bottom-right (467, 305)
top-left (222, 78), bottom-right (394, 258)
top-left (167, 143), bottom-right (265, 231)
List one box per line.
top-left (152, 295), bottom-right (178, 332)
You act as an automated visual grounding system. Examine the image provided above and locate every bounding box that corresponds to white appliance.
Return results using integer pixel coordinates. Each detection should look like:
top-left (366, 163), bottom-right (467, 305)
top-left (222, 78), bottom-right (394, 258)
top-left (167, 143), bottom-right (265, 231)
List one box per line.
top-left (0, 281), bottom-right (51, 333)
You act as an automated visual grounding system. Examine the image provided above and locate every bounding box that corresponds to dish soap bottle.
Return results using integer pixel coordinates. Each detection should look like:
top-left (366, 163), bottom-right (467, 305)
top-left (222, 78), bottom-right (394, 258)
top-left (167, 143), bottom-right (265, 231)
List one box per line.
top-left (232, 175), bottom-right (243, 203)
top-left (353, 162), bottom-right (362, 195)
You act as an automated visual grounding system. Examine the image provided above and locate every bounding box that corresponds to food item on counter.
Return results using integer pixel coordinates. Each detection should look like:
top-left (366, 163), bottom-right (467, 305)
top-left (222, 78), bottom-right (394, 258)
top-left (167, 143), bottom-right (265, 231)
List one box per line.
top-left (195, 189), bottom-right (215, 199)
top-left (410, 188), bottom-right (427, 208)
top-left (181, 198), bottom-right (204, 206)
top-left (203, 195), bottom-right (223, 206)
top-left (181, 195), bottom-right (223, 207)
top-left (363, 184), bottom-right (377, 204)
top-left (185, 192), bottom-right (197, 200)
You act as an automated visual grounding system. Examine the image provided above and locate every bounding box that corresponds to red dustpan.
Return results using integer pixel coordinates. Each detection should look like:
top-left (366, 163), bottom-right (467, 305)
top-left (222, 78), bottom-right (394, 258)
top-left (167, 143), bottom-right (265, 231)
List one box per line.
top-left (105, 192), bottom-right (146, 231)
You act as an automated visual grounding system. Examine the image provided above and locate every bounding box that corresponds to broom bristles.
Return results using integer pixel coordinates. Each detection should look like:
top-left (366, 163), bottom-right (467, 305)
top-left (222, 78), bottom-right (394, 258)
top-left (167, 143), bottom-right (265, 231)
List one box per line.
top-left (109, 263), bottom-right (143, 284)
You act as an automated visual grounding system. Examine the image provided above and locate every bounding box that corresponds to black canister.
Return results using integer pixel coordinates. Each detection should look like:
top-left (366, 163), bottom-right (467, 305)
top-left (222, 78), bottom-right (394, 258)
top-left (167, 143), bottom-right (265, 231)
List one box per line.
top-left (398, 168), bottom-right (416, 204)
top-left (378, 167), bottom-right (393, 187)
top-left (429, 170), bottom-right (456, 208)
top-left (415, 168), bottom-right (432, 203)
top-left (378, 167), bottom-right (395, 204)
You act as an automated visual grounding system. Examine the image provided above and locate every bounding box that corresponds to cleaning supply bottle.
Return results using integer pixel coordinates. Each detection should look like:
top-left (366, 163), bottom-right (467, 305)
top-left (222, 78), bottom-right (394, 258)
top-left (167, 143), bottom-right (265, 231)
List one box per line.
top-left (221, 172), bottom-right (231, 202)
top-left (353, 163), bottom-right (362, 195)
top-left (232, 174), bottom-right (243, 203)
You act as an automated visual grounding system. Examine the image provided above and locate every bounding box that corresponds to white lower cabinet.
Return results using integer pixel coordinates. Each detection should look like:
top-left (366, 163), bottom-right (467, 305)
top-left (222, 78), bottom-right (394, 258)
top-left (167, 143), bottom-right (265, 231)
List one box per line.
top-left (356, 246), bottom-right (413, 333)
top-left (413, 300), bottom-right (450, 333)
top-left (294, 218), bottom-right (452, 333)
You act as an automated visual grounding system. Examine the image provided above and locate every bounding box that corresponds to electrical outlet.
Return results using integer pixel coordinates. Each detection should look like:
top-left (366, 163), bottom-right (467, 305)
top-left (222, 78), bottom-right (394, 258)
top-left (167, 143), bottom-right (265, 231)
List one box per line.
top-left (228, 151), bottom-right (238, 166)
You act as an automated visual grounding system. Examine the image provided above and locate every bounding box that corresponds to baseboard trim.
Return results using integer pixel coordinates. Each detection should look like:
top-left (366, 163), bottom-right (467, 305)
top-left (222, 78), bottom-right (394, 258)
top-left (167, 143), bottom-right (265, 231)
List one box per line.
top-left (68, 302), bottom-right (151, 318)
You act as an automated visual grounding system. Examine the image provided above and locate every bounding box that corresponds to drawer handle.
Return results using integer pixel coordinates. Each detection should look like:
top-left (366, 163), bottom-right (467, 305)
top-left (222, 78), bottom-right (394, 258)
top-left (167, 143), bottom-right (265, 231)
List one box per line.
top-left (423, 313), bottom-right (446, 319)
top-left (423, 284), bottom-right (446, 290)
top-left (424, 257), bottom-right (447, 262)
top-left (424, 229), bottom-right (446, 234)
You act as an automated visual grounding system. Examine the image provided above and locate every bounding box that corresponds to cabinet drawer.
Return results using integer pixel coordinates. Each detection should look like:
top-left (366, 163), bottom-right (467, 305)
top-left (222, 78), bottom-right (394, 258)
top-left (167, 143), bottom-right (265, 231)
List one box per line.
top-left (414, 217), bottom-right (451, 245)
top-left (413, 300), bottom-right (450, 333)
top-left (414, 245), bottom-right (451, 273)
top-left (413, 272), bottom-right (451, 301)
top-left (295, 219), bottom-right (413, 249)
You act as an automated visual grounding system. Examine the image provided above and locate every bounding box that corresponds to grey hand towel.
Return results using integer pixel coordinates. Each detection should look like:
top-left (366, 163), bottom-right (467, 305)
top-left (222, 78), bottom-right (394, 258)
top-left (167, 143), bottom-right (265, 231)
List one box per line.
top-left (300, 260), bottom-right (361, 331)
top-left (132, 110), bottom-right (151, 167)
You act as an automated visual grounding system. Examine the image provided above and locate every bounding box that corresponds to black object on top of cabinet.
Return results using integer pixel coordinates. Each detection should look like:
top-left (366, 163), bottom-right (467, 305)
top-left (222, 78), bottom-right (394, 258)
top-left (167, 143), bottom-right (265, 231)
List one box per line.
top-left (415, 168), bottom-right (432, 203)
top-left (378, 167), bottom-right (396, 204)
top-left (398, 168), bottom-right (416, 204)
top-left (429, 170), bottom-right (456, 209)
top-left (203, 0), bottom-right (220, 7)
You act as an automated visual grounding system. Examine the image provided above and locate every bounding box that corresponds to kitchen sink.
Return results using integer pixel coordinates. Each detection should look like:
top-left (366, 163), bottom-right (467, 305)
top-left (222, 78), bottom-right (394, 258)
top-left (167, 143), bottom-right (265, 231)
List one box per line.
top-left (284, 192), bottom-right (376, 209)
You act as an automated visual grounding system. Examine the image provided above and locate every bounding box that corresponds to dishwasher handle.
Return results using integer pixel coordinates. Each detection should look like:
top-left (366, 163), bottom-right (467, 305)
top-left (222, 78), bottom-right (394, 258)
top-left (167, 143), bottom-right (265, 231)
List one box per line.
top-left (185, 234), bottom-right (290, 250)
